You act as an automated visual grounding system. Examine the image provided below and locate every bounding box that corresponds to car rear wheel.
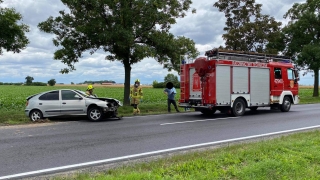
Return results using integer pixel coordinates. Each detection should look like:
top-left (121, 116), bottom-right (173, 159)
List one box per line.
top-left (29, 110), bottom-right (43, 121)
top-left (87, 107), bottom-right (103, 121)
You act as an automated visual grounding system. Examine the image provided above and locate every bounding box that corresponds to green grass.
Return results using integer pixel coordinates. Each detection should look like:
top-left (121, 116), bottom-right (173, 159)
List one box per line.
top-left (298, 87), bottom-right (320, 104)
top-left (0, 85), bottom-right (320, 125)
top-left (54, 130), bottom-right (320, 180)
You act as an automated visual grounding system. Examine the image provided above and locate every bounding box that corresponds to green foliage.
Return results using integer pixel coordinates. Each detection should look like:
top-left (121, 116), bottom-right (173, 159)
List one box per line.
top-left (0, 82), bottom-right (23, 85)
top-left (274, 0), bottom-right (320, 96)
top-left (47, 79), bottom-right (56, 86)
top-left (30, 82), bottom-right (47, 86)
top-left (153, 82), bottom-right (166, 88)
top-left (0, 0), bottom-right (29, 55)
top-left (213, 0), bottom-right (281, 53)
top-left (164, 73), bottom-right (178, 83)
top-left (83, 80), bottom-right (115, 84)
top-left (153, 74), bottom-right (180, 88)
top-left (152, 80), bottom-right (158, 86)
top-left (38, 0), bottom-right (199, 105)
top-left (25, 76), bottom-right (34, 85)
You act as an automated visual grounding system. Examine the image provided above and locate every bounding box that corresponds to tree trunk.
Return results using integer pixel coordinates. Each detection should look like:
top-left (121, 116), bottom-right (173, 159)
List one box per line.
top-left (123, 58), bottom-right (131, 105)
top-left (313, 68), bottom-right (319, 97)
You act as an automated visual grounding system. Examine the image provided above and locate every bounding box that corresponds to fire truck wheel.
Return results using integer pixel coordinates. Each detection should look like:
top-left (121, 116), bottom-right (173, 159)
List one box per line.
top-left (280, 96), bottom-right (291, 112)
top-left (231, 98), bottom-right (246, 116)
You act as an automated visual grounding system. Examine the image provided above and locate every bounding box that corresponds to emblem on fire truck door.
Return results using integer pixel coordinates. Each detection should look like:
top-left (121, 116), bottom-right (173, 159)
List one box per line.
top-left (192, 72), bottom-right (201, 91)
top-left (274, 79), bottom-right (284, 84)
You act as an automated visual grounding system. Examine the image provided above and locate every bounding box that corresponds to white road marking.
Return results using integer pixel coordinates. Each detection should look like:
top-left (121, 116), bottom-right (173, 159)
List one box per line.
top-left (160, 117), bottom-right (239, 125)
top-left (2, 125), bottom-right (320, 180)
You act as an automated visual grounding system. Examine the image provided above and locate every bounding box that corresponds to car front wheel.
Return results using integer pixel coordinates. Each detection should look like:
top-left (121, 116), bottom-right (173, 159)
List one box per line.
top-left (87, 107), bottom-right (103, 121)
top-left (29, 110), bottom-right (43, 121)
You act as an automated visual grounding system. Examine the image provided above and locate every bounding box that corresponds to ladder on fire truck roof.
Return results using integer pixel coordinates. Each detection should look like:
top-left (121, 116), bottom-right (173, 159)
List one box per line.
top-left (204, 48), bottom-right (292, 63)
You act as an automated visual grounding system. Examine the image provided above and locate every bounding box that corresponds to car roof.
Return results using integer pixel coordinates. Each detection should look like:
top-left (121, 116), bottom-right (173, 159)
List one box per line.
top-left (26, 89), bottom-right (85, 100)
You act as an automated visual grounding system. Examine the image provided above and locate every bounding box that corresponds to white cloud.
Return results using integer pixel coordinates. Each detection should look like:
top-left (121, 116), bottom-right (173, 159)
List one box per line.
top-left (0, 0), bottom-right (315, 85)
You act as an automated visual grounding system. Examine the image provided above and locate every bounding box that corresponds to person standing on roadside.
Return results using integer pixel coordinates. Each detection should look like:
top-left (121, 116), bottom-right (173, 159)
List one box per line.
top-left (164, 82), bottom-right (180, 113)
top-left (130, 79), bottom-right (143, 115)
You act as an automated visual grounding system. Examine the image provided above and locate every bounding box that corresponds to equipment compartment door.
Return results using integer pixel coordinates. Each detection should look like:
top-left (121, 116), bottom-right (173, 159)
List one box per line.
top-left (250, 68), bottom-right (270, 105)
top-left (216, 65), bottom-right (231, 105)
top-left (189, 68), bottom-right (202, 100)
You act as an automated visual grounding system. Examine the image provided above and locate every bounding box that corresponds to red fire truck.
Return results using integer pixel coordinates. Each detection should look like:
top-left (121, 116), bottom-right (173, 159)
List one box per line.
top-left (179, 49), bottom-right (300, 116)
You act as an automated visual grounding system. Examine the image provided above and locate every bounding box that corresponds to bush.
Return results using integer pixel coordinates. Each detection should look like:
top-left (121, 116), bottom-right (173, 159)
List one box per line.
top-left (153, 82), bottom-right (166, 88)
top-left (153, 82), bottom-right (180, 88)
top-left (26, 82), bottom-right (47, 86)
top-left (48, 79), bottom-right (56, 86)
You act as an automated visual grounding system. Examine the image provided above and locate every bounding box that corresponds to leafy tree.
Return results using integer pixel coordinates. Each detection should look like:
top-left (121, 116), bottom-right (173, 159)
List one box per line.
top-left (38, 0), bottom-right (199, 105)
top-left (270, 0), bottom-right (320, 97)
top-left (213, 0), bottom-right (281, 53)
top-left (152, 80), bottom-right (158, 86)
top-left (25, 76), bottom-right (34, 85)
top-left (0, 0), bottom-right (29, 55)
top-left (164, 73), bottom-right (179, 84)
top-left (48, 79), bottom-right (56, 86)
top-left (71, 82), bottom-right (74, 85)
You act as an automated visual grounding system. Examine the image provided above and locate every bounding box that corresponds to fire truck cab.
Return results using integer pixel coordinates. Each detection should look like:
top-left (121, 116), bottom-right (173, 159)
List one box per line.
top-left (179, 49), bottom-right (300, 116)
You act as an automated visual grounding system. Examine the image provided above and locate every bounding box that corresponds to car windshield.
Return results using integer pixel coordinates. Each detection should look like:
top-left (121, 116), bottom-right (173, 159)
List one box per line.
top-left (74, 90), bottom-right (91, 98)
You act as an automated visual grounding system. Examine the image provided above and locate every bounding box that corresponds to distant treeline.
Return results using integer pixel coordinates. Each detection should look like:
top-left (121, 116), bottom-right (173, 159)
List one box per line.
top-left (153, 82), bottom-right (180, 88)
top-left (0, 82), bottom-right (47, 86)
top-left (83, 80), bottom-right (116, 84)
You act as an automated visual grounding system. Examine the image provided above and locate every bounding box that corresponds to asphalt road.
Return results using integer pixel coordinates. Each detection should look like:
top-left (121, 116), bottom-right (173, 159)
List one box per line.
top-left (1, 104), bottom-right (320, 179)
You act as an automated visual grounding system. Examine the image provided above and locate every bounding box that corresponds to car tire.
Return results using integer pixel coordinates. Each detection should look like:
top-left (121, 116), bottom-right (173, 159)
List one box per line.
top-left (231, 98), bottom-right (246, 117)
top-left (87, 107), bottom-right (104, 121)
top-left (29, 109), bottom-right (43, 121)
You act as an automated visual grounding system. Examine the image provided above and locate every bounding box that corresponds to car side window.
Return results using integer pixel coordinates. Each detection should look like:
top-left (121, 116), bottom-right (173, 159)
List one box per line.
top-left (62, 90), bottom-right (80, 100)
top-left (39, 91), bottom-right (59, 100)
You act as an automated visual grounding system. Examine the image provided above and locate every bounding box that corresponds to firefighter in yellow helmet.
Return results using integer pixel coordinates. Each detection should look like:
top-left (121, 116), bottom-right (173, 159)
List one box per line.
top-left (86, 84), bottom-right (94, 96)
top-left (130, 79), bottom-right (143, 115)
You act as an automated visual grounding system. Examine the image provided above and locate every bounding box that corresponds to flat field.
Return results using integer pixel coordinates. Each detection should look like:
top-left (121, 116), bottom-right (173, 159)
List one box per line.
top-left (0, 85), bottom-right (165, 111)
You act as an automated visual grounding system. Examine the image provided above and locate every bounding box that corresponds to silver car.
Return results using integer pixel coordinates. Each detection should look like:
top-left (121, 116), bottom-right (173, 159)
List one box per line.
top-left (25, 89), bottom-right (122, 121)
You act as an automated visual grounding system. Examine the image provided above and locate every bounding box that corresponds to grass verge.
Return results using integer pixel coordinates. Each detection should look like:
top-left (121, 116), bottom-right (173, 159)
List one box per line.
top-left (53, 130), bottom-right (320, 179)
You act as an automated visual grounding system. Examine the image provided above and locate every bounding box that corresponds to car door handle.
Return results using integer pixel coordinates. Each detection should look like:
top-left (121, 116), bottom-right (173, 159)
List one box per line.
top-left (39, 103), bottom-right (42, 105)
top-left (62, 102), bottom-right (66, 104)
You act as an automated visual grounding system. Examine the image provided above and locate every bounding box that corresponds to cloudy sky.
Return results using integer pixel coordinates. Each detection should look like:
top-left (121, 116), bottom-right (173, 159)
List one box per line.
top-left (1, 0), bottom-right (314, 85)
